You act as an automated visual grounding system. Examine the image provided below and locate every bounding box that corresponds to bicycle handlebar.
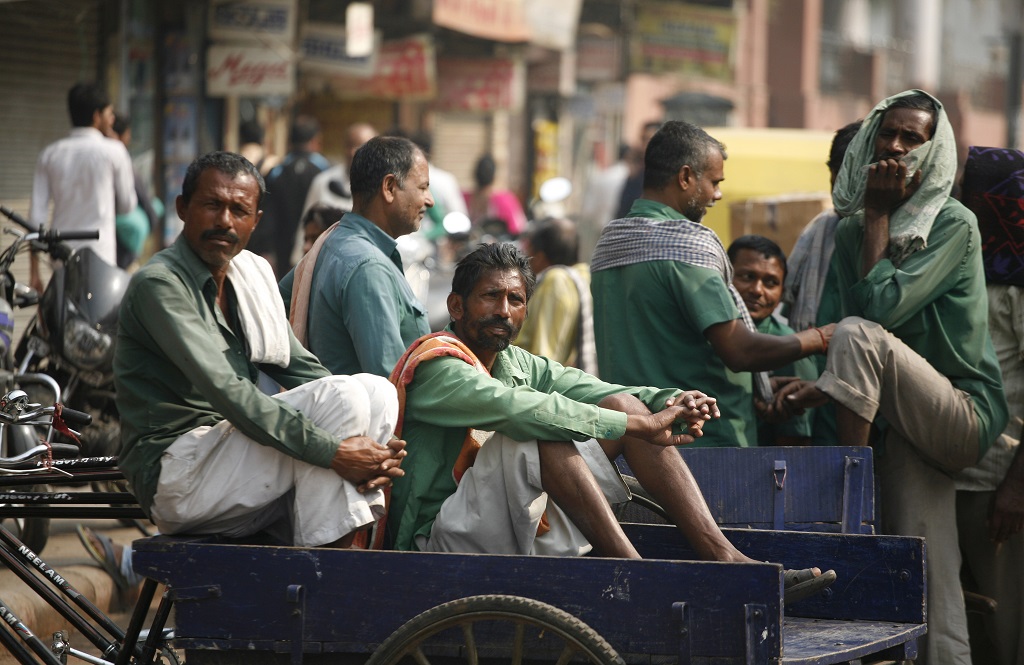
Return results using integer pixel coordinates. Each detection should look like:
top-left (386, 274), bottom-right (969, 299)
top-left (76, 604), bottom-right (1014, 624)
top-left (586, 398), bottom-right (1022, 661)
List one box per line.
top-left (0, 205), bottom-right (100, 249)
top-left (59, 407), bottom-right (92, 427)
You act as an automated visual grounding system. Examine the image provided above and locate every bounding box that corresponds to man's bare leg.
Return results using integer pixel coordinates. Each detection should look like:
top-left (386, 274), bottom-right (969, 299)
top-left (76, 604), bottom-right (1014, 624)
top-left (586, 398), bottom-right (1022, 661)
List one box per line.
top-left (538, 440), bottom-right (641, 558)
top-left (835, 403), bottom-right (872, 446)
top-left (595, 394), bottom-right (755, 563)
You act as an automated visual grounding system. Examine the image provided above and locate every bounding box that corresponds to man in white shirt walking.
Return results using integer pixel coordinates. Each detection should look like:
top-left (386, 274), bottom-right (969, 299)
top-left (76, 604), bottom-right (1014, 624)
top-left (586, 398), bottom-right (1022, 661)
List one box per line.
top-left (29, 82), bottom-right (136, 290)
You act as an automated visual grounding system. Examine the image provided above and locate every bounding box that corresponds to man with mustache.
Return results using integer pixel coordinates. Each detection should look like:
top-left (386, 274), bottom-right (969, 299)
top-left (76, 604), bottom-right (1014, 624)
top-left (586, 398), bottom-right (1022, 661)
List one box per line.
top-left (780, 90), bottom-right (1008, 665)
top-left (384, 243), bottom-right (835, 604)
top-left (591, 121), bottom-right (832, 447)
top-left (726, 235), bottom-right (815, 445)
top-left (114, 151), bottom-right (406, 548)
top-left (281, 136), bottom-right (434, 377)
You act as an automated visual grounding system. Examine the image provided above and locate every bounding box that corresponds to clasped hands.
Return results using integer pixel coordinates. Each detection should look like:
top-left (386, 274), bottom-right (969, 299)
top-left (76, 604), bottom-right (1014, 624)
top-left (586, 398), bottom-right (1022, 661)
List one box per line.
top-left (330, 435), bottom-right (407, 493)
top-left (626, 391), bottom-right (721, 446)
top-left (756, 376), bottom-right (830, 423)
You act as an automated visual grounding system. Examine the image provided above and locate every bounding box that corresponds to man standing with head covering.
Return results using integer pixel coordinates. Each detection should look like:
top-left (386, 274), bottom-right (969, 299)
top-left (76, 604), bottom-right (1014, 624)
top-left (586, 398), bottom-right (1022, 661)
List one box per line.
top-left (783, 90), bottom-right (1008, 665)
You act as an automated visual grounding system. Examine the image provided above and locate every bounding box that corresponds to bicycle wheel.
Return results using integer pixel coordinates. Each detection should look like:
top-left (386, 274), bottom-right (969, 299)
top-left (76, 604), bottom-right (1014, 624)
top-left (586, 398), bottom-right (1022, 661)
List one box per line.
top-left (367, 594), bottom-right (625, 665)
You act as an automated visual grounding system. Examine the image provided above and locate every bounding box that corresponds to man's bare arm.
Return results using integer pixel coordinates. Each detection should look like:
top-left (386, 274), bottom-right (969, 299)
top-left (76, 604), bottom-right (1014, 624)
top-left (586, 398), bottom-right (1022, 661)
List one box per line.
top-left (704, 320), bottom-right (832, 372)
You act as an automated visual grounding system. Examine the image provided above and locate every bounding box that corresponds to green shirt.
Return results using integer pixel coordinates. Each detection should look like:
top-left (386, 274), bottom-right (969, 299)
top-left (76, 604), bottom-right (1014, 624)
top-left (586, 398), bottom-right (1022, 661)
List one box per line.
top-left (115, 235), bottom-right (335, 514)
top-left (592, 199), bottom-right (754, 447)
top-left (816, 198), bottom-right (1007, 459)
top-left (388, 334), bottom-right (680, 550)
top-left (755, 316), bottom-right (816, 443)
top-left (280, 212), bottom-right (430, 377)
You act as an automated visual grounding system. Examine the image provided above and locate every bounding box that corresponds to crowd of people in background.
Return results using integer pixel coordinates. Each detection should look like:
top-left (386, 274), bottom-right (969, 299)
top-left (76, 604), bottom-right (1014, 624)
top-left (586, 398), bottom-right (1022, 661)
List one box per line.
top-left (23, 80), bottom-right (1024, 665)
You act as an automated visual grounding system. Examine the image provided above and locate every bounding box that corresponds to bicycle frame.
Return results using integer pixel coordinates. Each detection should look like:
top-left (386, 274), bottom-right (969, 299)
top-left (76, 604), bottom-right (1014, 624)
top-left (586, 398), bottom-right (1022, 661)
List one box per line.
top-left (0, 397), bottom-right (175, 665)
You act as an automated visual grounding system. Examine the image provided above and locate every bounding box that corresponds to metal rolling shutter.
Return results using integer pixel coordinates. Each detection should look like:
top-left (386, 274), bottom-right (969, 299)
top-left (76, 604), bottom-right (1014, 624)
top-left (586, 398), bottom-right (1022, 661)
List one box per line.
top-left (0, 0), bottom-right (101, 334)
top-left (431, 112), bottom-right (490, 194)
top-left (0, 0), bottom-right (101, 211)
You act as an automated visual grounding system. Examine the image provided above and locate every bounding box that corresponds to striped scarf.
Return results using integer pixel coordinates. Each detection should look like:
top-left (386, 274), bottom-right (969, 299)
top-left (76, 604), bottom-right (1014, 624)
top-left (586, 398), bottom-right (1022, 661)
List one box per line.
top-left (591, 215), bottom-right (773, 403)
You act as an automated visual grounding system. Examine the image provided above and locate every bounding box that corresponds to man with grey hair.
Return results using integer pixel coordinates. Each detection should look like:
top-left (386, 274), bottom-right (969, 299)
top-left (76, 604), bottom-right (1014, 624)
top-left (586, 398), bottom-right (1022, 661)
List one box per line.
top-left (591, 121), bottom-right (831, 448)
top-left (282, 136), bottom-right (434, 377)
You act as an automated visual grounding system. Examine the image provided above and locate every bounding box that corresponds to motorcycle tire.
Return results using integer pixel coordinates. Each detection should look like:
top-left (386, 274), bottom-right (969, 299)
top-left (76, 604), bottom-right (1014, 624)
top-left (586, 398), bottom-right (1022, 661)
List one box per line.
top-left (0, 423), bottom-right (50, 553)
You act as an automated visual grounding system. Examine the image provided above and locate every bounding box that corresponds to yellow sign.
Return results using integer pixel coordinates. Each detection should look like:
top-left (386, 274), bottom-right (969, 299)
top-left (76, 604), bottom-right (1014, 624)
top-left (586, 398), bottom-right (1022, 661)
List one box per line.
top-left (631, 2), bottom-right (735, 82)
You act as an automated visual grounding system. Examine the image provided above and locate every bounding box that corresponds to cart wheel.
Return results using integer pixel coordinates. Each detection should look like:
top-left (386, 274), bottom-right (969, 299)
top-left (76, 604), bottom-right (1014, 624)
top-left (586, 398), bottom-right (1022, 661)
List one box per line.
top-left (367, 594), bottom-right (625, 665)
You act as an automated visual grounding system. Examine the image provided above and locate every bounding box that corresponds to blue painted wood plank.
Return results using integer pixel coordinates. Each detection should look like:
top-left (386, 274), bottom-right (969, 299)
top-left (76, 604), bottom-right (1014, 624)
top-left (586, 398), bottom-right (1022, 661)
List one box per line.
top-left (617, 446), bottom-right (875, 533)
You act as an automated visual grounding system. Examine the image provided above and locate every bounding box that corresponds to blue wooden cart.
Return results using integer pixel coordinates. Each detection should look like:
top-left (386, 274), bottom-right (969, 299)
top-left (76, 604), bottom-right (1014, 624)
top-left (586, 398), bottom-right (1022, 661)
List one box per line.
top-left (131, 446), bottom-right (926, 665)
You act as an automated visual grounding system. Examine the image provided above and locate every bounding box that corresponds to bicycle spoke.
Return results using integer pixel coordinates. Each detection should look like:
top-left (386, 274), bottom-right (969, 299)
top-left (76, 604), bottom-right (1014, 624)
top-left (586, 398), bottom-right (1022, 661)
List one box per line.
top-left (511, 622), bottom-right (525, 665)
top-left (459, 620), bottom-right (479, 665)
top-left (411, 646), bottom-right (431, 665)
top-left (555, 643), bottom-right (578, 665)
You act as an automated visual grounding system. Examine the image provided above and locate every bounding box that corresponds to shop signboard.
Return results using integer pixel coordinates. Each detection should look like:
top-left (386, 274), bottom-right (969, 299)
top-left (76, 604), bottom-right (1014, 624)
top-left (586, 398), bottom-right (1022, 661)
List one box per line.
top-left (432, 0), bottom-right (529, 42)
top-left (206, 44), bottom-right (295, 97)
top-left (208, 0), bottom-right (296, 43)
top-left (524, 0), bottom-right (581, 51)
top-left (630, 1), bottom-right (736, 82)
top-left (435, 57), bottom-right (522, 112)
top-left (576, 33), bottom-right (621, 82)
top-left (327, 35), bottom-right (436, 100)
top-left (300, 22), bottom-right (378, 76)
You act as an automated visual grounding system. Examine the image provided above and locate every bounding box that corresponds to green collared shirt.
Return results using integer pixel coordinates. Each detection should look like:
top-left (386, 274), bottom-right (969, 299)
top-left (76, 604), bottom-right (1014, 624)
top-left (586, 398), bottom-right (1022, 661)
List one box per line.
top-left (115, 235), bottom-right (334, 514)
top-left (280, 212), bottom-right (429, 377)
top-left (592, 198), bottom-right (754, 447)
top-left (816, 198), bottom-right (1007, 459)
top-left (387, 328), bottom-right (681, 550)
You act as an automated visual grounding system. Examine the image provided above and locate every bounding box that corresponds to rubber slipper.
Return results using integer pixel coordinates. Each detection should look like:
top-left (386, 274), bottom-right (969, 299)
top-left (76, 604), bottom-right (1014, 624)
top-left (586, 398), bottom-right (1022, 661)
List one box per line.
top-left (783, 567), bottom-right (837, 604)
top-left (76, 525), bottom-right (130, 591)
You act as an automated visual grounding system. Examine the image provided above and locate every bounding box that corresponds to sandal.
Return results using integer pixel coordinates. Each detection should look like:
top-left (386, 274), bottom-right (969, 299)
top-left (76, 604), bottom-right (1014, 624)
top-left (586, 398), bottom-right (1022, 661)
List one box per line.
top-left (784, 567), bottom-right (837, 604)
top-left (76, 525), bottom-right (130, 591)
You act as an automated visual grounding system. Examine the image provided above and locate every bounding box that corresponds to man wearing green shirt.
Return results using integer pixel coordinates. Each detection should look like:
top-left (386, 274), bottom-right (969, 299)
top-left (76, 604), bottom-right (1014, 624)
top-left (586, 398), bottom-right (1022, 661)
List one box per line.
top-left (591, 121), bottom-right (831, 447)
top-left (387, 243), bottom-right (835, 603)
top-left (726, 235), bottom-right (816, 445)
top-left (116, 151), bottom-right (406, 548)
top-left (281, 136), bottom-right (434, 377)
top-left (781, 90), bottom-right (1008, 665)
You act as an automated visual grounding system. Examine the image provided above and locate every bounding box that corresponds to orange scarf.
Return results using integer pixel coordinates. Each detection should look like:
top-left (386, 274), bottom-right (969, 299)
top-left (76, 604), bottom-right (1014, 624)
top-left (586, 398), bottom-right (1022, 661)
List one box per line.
top-left (389, 331), bottom-right (493, 482)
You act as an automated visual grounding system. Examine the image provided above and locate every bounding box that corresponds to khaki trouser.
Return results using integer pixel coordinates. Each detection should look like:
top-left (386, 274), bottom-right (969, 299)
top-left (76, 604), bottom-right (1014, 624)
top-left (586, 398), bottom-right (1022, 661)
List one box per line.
top-left (817, 317), bottom-right (979, 665)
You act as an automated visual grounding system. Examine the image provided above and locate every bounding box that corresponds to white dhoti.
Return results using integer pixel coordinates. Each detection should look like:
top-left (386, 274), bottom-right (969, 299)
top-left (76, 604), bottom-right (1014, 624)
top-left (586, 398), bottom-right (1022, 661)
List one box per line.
top-left (150, 374), bottom-right (398, 547)
top-left (419, 434), bottom-right (629, 556)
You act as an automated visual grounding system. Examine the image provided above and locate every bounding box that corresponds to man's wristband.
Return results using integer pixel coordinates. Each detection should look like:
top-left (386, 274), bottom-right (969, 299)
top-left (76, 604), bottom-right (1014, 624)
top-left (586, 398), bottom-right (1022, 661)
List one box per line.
top-left (815, 327), bottom-right (829, 353)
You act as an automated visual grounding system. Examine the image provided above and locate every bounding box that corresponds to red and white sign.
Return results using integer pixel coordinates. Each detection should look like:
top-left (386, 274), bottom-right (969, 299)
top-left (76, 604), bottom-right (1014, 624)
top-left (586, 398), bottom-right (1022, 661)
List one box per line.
top-left (435, 58), bottom-right (522, 112)
top-left (206, 45), bottom-right (294, 97)
top-left (432, 0), bottom-right (529, 43)
top-left (328, 35), bottom-right (436, 101)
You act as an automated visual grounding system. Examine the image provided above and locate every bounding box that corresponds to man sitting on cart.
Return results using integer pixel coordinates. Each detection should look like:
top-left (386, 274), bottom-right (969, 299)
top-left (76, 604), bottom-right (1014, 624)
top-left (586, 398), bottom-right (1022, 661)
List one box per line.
top-left (386, 242), bottom-right (834, 603)
top-left (114, 151), bottom-right (406, 549)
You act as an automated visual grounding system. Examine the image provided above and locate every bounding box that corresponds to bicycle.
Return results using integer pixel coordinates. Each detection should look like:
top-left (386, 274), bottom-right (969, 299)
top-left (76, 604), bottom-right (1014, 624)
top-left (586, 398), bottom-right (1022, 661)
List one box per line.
top-left (0, 389), bottom-right (177, 665)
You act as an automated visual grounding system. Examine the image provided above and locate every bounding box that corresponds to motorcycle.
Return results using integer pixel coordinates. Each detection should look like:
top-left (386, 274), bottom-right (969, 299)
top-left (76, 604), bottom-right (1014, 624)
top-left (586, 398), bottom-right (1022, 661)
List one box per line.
top-left (11, 221), bottom-right (128, 462)
top-left (0, 205), bottom-right (105, 552)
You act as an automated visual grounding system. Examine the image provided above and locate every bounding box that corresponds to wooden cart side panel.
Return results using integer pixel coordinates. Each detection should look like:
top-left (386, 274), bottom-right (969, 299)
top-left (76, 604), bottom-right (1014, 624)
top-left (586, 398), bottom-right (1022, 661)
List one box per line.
top-left (134, 538), bottom-right (783, 661)
top-left (623, 525), bottom-right (926, 624)
top-left (618, 446), bottom-right (875, 533)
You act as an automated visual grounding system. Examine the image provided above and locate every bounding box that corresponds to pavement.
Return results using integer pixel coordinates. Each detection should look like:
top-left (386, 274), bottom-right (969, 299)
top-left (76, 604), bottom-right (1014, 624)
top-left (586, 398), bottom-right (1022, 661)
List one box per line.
top-left (0, 516), bottom-right (148, 664)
